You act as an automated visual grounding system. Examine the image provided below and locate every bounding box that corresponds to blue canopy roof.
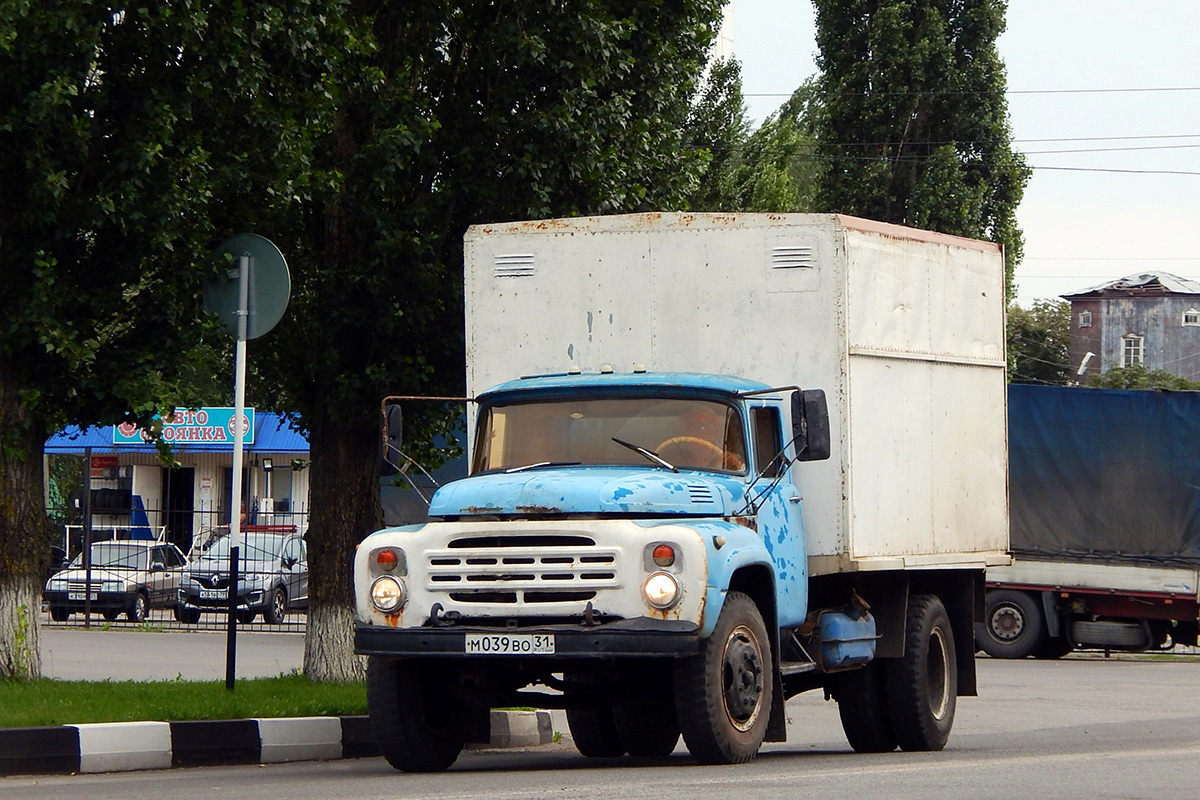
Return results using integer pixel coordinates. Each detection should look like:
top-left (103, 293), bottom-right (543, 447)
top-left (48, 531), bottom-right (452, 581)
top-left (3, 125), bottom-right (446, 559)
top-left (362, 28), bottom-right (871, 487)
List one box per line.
top-left (46, 413), bottom-right (309, 454)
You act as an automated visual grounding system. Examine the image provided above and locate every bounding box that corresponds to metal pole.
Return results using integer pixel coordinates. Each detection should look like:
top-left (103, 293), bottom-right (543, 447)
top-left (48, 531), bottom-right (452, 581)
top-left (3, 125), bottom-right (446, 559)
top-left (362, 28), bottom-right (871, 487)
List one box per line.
top-left (83, 448), bottom-right (93, 628)
top-left (225, 252), bottom-right (251, 691)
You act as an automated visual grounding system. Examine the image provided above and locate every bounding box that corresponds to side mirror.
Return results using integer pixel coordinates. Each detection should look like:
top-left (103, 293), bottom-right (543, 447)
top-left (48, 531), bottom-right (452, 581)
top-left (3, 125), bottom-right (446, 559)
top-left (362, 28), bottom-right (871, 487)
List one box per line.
top-left (380, 402), bottom-right (403, 476)
top-left (791, 389), bottom-right (831, 463)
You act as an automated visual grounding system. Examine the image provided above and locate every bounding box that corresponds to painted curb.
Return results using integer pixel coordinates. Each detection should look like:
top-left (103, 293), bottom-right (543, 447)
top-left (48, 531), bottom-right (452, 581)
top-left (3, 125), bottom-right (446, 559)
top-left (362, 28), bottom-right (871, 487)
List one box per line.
top-left (0, 711), bottom-right (555, 777)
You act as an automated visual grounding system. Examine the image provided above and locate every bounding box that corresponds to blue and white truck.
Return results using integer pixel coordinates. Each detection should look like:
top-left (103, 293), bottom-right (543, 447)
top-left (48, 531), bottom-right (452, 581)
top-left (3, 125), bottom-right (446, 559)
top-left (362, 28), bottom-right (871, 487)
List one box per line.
top-left (353, 213), bottom-right (1010, 770)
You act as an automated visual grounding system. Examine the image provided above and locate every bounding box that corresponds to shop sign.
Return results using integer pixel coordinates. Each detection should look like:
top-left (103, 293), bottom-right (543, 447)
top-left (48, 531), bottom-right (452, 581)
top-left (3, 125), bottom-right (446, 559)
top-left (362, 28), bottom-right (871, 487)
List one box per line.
top-left (90, 455), bottom-right (119, 479)
top-left (113, 408), bottom-right (255, 446)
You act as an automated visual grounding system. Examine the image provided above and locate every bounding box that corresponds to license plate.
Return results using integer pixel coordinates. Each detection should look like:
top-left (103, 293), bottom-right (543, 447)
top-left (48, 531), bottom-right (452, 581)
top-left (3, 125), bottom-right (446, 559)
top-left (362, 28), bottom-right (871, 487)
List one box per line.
top-left (464, 633), bottom-right (555, 655)
top-left (68, 592), bottom-right (98, 601)
top-left (200, 589), bottom-right (228, 600)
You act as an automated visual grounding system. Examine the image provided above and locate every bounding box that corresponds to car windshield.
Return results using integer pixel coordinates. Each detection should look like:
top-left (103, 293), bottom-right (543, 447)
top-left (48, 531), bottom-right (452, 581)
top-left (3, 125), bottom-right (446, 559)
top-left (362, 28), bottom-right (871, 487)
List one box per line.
top-left (69, 543), bottom-right (150, 570)
top-left (199, 534), bottom-right (284, 562)
top-left (472, 396), bottom-right (747, 474)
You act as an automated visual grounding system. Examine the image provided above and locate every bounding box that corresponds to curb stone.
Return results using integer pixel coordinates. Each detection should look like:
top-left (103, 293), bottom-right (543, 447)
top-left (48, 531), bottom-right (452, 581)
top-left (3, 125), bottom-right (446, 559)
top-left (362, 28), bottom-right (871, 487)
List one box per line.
top-left (0, 711), bottom-right (554, 776)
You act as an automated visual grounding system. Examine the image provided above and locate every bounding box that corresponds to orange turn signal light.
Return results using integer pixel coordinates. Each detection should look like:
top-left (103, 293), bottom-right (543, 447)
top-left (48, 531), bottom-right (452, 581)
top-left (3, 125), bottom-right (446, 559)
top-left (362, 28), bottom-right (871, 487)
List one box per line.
top-left (652, 544), bottom-right (675, 567)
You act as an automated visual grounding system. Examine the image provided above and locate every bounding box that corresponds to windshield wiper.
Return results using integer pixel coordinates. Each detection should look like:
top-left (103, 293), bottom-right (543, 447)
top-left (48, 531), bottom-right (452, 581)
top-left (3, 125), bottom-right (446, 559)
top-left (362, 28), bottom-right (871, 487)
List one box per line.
top-left (611, 437), bottom-right (679, 473)
top-left (504, 461), bottom-right (582, 473)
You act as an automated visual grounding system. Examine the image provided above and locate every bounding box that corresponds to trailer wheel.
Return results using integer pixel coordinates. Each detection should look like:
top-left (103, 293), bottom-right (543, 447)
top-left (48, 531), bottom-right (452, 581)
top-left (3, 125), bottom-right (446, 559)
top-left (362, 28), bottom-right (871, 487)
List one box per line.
top-left (832, 661), bottom-right (898, 752)
top-left (975, 589), bottom-right (1045, 659)
top-left (367, 656), bottom-right (465, 772)
top-left (675, 591), bottom-right (772, 764)
top-left (886, 593), bottom-right (957, 752)
top-left (1033, 635), bottom-right (1074, 660)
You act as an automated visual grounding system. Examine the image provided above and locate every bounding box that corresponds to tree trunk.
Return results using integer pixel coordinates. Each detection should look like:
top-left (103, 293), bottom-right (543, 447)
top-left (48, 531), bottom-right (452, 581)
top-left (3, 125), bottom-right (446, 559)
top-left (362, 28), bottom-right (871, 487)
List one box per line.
top-left (0, 367), bottom-right (50, 679)
top-left (302, 409), bottom-right (382, 682)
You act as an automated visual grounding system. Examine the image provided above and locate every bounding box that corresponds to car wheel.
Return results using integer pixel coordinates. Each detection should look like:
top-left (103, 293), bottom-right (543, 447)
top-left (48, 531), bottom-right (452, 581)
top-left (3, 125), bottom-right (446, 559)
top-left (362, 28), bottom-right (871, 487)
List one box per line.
top-left (263, 586), bottom-right (287, 625)
top-left (237, 608), bottom-right (256, 624)
top-left (103, 608), bottom-right (121, 622)
top-left (49, 606), bottom-right (70, 622)
top-left (174, 604), bottom-right (201, 624)
top-left (126, 592), bottom-right (148, 623)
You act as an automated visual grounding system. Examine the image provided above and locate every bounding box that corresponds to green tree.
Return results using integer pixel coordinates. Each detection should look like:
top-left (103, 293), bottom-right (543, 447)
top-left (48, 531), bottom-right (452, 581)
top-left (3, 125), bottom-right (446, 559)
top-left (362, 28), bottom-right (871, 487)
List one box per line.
top-left (812, 0), bottom-right (1031, 295)
top-left (1007, 300), bottom-right (1070, 385)
top-left (252, 0), bottom-right (727, 680)
top-left (0, 1), bottom-right (342, 678)
top-left (686, 57), bottom-right (752, 210)
top-left (1085, 365), bottom-right (1200, 391)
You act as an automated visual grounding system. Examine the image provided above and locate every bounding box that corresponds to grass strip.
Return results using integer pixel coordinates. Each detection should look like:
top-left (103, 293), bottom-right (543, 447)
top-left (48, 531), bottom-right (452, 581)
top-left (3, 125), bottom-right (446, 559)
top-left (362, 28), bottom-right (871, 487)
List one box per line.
top-left (0, 673), bottom-right (366, 729)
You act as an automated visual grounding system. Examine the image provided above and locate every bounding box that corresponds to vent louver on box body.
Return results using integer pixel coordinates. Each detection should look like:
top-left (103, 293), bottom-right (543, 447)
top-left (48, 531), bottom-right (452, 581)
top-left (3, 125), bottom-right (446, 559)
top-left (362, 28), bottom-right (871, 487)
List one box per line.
top-left (494, 253), bottom-right (536, 278)
top-left (770, 245), bottom-right (815, 270)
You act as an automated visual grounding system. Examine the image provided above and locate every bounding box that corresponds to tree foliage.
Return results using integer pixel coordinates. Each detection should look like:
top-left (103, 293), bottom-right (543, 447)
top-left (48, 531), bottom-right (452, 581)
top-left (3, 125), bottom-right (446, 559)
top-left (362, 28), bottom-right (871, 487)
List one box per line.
top-left (1007, 300), bottom-right (1070, 385)
top-left (247, 0), bottom-right (727, 679)
top-left (0, 0), bottom-right (344, 678)
top-left (1085, 365), bottom-right (1200, 391)
top-left (812, 0), bottom-right (1031, 295)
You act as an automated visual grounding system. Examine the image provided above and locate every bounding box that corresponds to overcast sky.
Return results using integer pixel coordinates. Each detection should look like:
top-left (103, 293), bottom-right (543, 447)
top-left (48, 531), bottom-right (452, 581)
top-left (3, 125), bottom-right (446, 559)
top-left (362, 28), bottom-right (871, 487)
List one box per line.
top-left (728, 0), bottom-right (1200, 307)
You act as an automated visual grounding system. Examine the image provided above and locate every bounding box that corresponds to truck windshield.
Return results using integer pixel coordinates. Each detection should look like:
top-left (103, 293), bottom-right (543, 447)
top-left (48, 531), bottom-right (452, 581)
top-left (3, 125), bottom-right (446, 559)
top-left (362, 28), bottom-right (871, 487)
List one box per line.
top-left (473, 396), bottom-right (747, 474)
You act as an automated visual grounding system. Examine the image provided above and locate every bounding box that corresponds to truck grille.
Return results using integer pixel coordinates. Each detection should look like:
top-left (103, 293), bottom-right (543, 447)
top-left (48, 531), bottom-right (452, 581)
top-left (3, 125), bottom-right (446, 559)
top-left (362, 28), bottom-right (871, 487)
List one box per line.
top-left (427, 535), bottom-right (620, 604)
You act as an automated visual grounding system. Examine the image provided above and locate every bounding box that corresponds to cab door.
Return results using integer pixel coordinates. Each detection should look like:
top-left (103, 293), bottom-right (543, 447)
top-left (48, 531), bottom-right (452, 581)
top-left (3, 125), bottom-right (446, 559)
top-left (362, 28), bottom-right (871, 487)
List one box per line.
top-left (748, 403), bottom-right (809, 628)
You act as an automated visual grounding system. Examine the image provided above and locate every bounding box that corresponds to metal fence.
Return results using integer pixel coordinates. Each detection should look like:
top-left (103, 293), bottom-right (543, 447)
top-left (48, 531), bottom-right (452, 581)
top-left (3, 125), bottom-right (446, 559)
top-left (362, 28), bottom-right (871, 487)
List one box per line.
top-left (43, 505), bottom-right (310, 634)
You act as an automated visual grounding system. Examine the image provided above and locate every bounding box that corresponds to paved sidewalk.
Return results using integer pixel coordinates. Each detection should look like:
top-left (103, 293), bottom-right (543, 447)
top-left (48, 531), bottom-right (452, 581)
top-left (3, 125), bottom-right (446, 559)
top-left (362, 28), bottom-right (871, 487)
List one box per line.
top-left (40, 627), bottom-right (304, 681)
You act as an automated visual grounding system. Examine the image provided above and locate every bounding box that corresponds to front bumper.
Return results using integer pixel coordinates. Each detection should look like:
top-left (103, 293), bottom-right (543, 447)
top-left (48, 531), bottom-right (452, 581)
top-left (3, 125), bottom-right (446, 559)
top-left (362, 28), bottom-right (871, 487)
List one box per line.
top-left (355, 617), bottom-right (700, 658)
top-left (43, 590), bottom-right (134, 612)
top-left (178, 588), bottom-right (270, 613)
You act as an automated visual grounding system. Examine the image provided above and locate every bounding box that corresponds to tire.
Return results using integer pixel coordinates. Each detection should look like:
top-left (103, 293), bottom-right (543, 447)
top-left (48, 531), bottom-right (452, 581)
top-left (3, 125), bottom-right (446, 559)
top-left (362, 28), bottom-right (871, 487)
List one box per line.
top-left (126, 592), bottom-right (148, 623)
top-left (886, 593), bottom-right (957, 752)
top-left (565, 672), bottom-right (626, 757)
top-left (263, 587), bottom-right (287, 625)
top-left (674, 591), bottom-right (773, 764)
top-left (102, 608), bottom-right (121, 622)
top-left (49, 606), bottom-right (70, 622)
top-left (613, 691), bottom-right (680, 757)
top-left (1033, 634), bottom-right (1074, 660)
top-left (975, 589), bottom-right (1045, 659)
top-left (367, 656), bottom-right (466, 772)
top-left (237, 608), bottom-right (256, 624)
top-left (832, 660), bottom-right (898, 753)
top-left (174, 604), bottom-right (201, 624)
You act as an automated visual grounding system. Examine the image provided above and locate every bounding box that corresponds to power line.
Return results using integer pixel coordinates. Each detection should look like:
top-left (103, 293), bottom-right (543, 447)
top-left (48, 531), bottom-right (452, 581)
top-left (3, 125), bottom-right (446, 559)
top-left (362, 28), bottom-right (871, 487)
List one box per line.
top-left (744, 87), bottom-right (1200, 98)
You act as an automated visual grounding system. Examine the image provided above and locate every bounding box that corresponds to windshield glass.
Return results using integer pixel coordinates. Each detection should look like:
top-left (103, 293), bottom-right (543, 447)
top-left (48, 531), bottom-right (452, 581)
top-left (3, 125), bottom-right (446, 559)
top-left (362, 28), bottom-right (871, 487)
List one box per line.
top-left (473, 396), bottom-right (746, 474)
top-left (70, 543), bottom-right (150, 570)
top-left (197, 534), bottom-right (284, 562)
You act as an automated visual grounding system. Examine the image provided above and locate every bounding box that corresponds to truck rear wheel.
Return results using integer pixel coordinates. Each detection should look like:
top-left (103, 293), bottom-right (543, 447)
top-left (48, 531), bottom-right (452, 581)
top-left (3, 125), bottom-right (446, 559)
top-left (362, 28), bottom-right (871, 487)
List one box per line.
top-left (975, 589), bottom-right (1045, 659)
top-left (886, 593), bottom-right (957, 751)
top-left (833, 660), bottom-right (898, 753)
top-left (675, 591), bottom-right (772, 764)
top-left (367, 656), bottom-right (466, 772)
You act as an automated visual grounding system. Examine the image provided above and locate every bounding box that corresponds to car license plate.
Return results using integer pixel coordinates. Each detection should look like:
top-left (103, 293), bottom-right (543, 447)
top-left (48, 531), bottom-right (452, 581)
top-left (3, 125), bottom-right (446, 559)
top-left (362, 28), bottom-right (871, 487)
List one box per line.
top-left (68, 592), bottom-right (98, 601)
top-left (200, 589), bottom-right (228, 600)
top-left (464, 633), bottom-right (555, 655)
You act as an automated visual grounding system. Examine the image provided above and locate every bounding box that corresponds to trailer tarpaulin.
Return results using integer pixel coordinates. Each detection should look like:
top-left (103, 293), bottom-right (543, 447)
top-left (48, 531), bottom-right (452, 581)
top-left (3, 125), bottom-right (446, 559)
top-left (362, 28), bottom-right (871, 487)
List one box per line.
top-left (1009, 384), bottom-right (1200, 566)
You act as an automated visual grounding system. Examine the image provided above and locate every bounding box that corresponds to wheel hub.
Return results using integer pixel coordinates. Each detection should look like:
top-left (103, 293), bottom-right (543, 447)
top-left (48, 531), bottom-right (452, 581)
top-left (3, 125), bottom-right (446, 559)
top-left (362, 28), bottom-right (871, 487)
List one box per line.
top-left (722, 627), bottom-right (764, 731)
top-left (991, 604), bottom-right (1025, 641)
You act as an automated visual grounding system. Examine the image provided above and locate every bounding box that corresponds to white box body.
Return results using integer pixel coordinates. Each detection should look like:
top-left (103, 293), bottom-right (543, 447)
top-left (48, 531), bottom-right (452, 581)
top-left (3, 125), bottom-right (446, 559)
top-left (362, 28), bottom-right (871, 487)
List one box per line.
top-left (464, 213), bottom-right (1010, 575)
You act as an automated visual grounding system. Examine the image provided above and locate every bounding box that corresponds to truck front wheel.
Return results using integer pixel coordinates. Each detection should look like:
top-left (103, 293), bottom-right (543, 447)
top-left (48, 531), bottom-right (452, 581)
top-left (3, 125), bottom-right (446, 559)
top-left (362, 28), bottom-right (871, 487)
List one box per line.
top-left (565, 672), bottom-right (625, 758)
top-left (886, 593), bottom-right (957, 751)
top-left (675, 591), bottom-right (772, 764)
top-left (367, 657), bottom-right (466, 772)
top-left (975, 589), bottom-right (1045, 659)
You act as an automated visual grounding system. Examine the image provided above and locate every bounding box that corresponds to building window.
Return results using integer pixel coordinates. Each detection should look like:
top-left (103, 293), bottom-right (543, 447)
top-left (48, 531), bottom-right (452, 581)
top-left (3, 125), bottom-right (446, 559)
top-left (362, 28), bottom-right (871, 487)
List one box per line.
top-left (1122, 334), bottom-right (1144, 367)
top-left (1078, 310), bottom-right (1092, 328)
top-left (1184, 309), bottom-right (1200, 327)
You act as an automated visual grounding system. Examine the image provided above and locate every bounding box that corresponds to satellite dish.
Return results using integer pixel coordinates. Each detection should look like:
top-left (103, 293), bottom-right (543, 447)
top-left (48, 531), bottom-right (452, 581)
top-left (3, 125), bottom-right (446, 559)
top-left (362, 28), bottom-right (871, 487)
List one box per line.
top-left (203, 233), bottom-right (291, 340)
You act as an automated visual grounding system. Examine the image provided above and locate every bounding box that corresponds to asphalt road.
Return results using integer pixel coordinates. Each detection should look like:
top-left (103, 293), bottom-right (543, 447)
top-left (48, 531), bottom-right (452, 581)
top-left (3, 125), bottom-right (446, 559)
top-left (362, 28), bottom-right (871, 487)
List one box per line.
top-left (6, 650), bottom-right (1199, 799)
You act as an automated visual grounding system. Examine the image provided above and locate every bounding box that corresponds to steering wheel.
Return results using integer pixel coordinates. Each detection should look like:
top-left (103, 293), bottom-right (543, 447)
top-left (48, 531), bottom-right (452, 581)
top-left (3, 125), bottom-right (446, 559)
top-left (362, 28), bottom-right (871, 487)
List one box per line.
top-left (656, 435), bottom-right (738, 470)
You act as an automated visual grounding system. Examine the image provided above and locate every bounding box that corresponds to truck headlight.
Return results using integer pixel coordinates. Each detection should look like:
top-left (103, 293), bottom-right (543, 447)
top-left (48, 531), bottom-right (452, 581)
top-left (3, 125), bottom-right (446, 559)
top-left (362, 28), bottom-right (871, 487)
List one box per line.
top-left (642, 571), bottom-right (680, 610)
top-left (370, 575), bottom-right (407, 613)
